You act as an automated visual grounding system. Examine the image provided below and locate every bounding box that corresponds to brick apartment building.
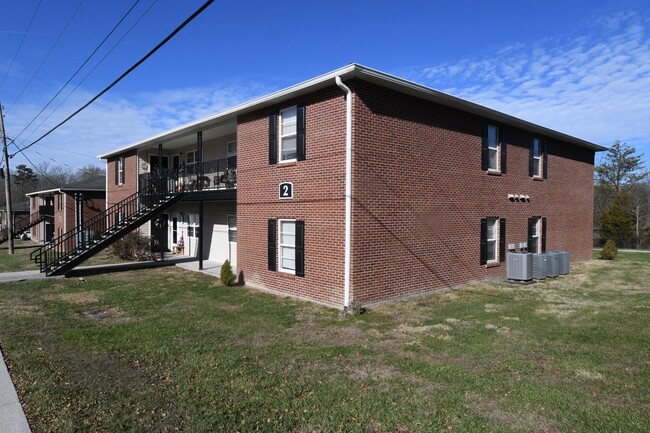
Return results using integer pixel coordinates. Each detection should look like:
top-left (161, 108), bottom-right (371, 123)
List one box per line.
top-left (98, 64), bottom-right (605, 308)
top-left (27, 177), bottom-right (106, 245)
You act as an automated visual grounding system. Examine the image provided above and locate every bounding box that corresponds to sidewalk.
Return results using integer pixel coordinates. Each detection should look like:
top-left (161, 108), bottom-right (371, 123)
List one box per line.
top-left (0, 348), bottom-right (31, 433)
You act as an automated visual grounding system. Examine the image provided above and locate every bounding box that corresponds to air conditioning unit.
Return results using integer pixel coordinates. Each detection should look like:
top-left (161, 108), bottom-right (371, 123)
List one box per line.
top-left (557, 251), bottom-right (570, 275)
top-left (546, 252), bottom-right (560, 278)
top-left (532, 253), bottom-right (547, 280)
top-left (507, 253), bottom-right (533, 282)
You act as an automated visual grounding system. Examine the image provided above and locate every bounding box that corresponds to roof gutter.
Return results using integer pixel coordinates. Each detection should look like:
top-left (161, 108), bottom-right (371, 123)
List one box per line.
top-left (335, 76), bottom-right (352, 311)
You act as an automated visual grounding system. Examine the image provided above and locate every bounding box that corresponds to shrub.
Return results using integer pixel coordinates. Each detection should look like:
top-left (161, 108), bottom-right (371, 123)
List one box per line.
top-left (344, 301), bottom-right (366, 316)
top-left (220, 259), bottom-right (236, 286)
top-left (108, 232), bottom-right (151, 261)
top-left (599, 239), bottom-right (618, 260)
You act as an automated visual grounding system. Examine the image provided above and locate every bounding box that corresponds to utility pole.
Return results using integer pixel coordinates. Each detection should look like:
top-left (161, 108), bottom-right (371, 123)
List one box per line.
top-left (0, 102), bottom-right (14, 254)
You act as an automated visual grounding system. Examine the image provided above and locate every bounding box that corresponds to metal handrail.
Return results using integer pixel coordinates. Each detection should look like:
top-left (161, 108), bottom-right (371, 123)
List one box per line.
top-left (33, 172), bottom-right (178, 273)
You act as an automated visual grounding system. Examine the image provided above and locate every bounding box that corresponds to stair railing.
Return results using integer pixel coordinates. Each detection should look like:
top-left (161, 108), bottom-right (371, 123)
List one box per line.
top-left (33, 171), bottom-right (178, 273)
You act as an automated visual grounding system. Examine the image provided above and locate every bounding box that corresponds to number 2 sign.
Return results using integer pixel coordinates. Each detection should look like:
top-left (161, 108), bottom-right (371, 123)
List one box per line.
top-left (279, 182), bottom-right (293, 199)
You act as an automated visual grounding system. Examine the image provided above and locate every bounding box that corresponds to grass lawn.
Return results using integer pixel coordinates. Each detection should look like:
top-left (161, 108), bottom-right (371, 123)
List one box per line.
top-left (0, 254), bottom-right (648, 432)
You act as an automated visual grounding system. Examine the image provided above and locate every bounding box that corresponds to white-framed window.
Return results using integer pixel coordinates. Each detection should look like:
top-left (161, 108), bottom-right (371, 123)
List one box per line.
top-left (530, 217), bottom-right (541, 253)
top-left (279, 106), bottom-right (297, 162)
top-left (186, 150), bottom-right (197, 166)
top-left (227, 141), bottom-right (237, 158)
top-left (187, 213), bottom-right (199, 238)
top-left (279, 219), bottom-right (296, 273)
top-left (117, 156), bottom-right (125, 185)
top-left (532, 137), bottom-right (542, 177)
top-left (486, 217), bottom-right (498, 262)
top-left (228, 215), bottom-right (237, 242)
top-left (487, 125), bottom-right (500, 171)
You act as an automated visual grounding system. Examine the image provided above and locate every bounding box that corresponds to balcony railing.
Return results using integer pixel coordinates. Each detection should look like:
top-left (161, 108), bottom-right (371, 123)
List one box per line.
top-left (139, 157), bottom-right (236, 192)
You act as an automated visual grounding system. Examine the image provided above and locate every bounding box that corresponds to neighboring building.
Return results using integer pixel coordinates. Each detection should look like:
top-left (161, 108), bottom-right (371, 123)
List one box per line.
top-left (27, 176), bottom-right (106, 246)
top-left (0, 201), bottom-right (31, 242)
top-left (95, 64), bottom-right (604, 308)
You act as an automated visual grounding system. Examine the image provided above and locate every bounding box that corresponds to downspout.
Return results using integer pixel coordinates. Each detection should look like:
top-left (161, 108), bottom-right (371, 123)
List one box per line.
top-left (335, 76), bottom-right (352, 311)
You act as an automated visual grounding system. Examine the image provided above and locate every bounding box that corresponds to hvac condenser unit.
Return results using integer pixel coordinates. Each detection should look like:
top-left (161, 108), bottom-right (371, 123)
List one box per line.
top-left (532, 253), bottom-right (547, 280)
top-left (557, 251), bottom-right (570, 275)
top-left (507, 253), bottom-right (533, 282)
top-left (546, 252), bottom-right (560, 278)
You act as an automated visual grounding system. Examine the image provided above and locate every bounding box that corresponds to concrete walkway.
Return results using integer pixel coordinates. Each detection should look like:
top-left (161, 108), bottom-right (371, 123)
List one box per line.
top-left (0, 348), bottom-right (31, 433)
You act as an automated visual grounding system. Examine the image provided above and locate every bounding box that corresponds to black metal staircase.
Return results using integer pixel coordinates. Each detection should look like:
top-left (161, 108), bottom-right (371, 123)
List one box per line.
top-left (0, 206), bottom-right (54, 244)
top-left (31, 174), bottom-right (183, 276)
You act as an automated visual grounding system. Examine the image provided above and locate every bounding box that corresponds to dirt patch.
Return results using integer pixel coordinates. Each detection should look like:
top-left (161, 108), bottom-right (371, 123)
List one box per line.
top-left (0, 302), bottom-right (43, 317)
top-left (465, 393), bottom-right (562, 433)
top-left (81, 306), bottom-right (136, 325)
top-left (45, 290), bottom-right (101, 305)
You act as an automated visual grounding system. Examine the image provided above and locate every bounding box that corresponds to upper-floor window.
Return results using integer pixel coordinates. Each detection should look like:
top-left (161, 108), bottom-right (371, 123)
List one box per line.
top-left (115, 156), bottom-right (125, 185)
top-left (280, 106), bottom-right (297, 162)
top-left (482, 124), bottom-right (506, 173)
top-left (487, 125), bottom-right (499, 171)
top-left (186, 150), bottom-right (197, 166)
top-left (269, 104), bottom-right (306, 164)
top-left (57, 193), bottom-right (63, 211)
top-left (531, 138), bottom-right (542, 177)
top-left (529, 137), bottom-right (548, 179)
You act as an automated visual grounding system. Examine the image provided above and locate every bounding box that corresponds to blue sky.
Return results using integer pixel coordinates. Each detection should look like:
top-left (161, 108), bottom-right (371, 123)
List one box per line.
top-left (1, 0), bottom-right (649, 173)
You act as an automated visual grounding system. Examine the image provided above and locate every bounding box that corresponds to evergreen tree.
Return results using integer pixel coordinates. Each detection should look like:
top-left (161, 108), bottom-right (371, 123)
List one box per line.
top-left (600, 193), bottom-right (636, 248)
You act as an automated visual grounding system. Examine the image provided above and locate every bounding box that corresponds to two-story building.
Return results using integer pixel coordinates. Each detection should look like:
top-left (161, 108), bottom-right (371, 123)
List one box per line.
top-left (97, 64), bottom-right (605, 308)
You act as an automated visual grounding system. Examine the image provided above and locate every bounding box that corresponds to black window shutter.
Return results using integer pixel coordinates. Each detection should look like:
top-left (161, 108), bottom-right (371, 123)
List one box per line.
top-left (499, 218), bottom-right (506, 262)
top-left (527, 217), bottom-right (535, 252)
top-left (481, 124), bottom-right (488, 171)
top-left (480, 218), bottom-right (488, 265)
top-left (295, 220), bottom-right (305, 277)
top-left (500, 128), bottom-right (507, 174)
top-left (541, 217), bottom-right (547, 253)
top-left (528, 138), bottom-right (535, 177)
top-left (543, 139), bottom-right (549, 179)
top-left (268, 219), bottom-right (277, 271)
top-left (269, 113), bottom-right (278, 165)
top-left (114, 158), bottom-right (118, 185)
top-left (296, 104), bottom-right (306, 161)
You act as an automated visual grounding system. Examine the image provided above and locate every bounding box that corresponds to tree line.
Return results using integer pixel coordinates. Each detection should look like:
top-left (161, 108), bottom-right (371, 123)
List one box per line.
top-left (595, 140), bottom-right (649, 249)
top-left (0, 162), bottom-right (105, 207)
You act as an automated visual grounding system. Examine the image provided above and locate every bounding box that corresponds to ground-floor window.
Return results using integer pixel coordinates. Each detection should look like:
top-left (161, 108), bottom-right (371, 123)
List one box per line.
top-left (228, 215), bottom-right (237, 242)
top-left (186, 213), bottom-right (199, 238)
top-left (268, 218), bottom-right (305, 277)
top-left (528, 216), bottom-right (547, 253)
top-left (480, 217), bottom-right (506, 265)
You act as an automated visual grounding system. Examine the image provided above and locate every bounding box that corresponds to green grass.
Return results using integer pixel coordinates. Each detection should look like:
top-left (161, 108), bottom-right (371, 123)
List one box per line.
top-left (0, 254), bottom-right (649, 432)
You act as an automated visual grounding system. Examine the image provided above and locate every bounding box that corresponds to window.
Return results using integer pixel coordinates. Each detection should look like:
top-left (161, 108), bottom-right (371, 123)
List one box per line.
top-left (228, 215), bottom-right (237, 242)
top-left (279, 220), bottom-right (296, 273)
top-left (529, 137), bottom-right (548, 178)
top-left (268, 218), bottom-right (304, 276)
top-left (115, 156), bottom-right (125, 185)
top-left (487, 125), bottom-right (499, 171)
top-left (269, 105), bottom-right (306, 164)
top-left (57, 194), bottom-right (63, 211)
top-left (480, 217), bottom-right (506, 265)
top-left (279, 106), bottom-right (297, 162)
top-left (532, 138), bottom-right (542, 177)
top-left (482, 124), bottom-right (506, 173)
top-left (187, 213), bottom-right (199, 238)
top-left (528, 217), bottom-right (547, 253)
top-left (186, 150), bottom-right (197, 166)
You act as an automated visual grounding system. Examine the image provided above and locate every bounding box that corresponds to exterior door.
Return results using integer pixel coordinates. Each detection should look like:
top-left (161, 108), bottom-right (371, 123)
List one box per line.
top-left (151, 213), bottom-right (169, 252)
top-left (149, 155), bottom-right (169, 173)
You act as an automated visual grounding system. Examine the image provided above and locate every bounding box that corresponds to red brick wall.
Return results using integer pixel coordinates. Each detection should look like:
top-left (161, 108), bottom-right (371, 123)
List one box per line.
top-left (237, 86), bottom-right (348, 307)
top-left (107, 150), bottom-right (137, 207)
top-left (350, 80), bottom-right (595, 304)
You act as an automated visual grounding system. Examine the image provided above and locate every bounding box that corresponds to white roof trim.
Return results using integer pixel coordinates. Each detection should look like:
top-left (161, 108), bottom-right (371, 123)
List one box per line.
top-left (98, 63), bottom-right (605, 158)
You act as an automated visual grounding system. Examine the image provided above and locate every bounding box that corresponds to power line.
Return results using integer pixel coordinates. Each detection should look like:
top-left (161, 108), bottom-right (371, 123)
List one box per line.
top-left (7, 0), bottom-right (87, 111)
top-left (13, 0), bottom-right (143, 142)
top-left (11, 0), bottom-right (215, 159)
top-left (17, 0), bottom-right (160, 145)
top-left (0, 0), bottom-right (43, 90)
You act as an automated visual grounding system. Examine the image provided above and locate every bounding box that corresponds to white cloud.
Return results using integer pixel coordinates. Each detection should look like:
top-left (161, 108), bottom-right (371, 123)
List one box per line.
top-left (410, 12), bottom-right (650, 163)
